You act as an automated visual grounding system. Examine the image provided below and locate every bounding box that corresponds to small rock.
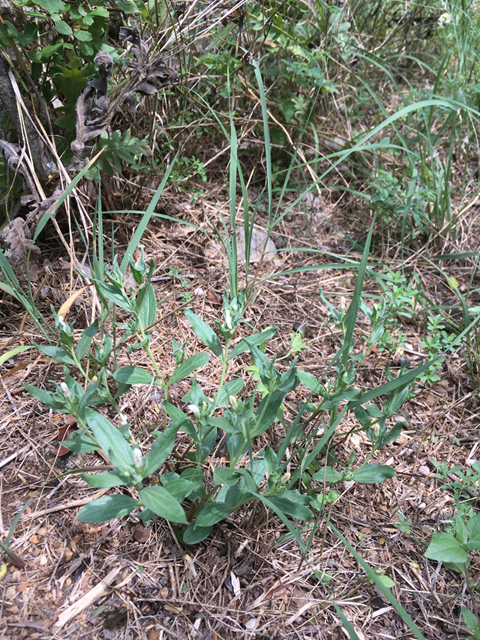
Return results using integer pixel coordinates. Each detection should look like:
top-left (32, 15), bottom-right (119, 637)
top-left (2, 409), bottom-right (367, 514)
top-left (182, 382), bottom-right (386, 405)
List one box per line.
top-left (236, 226), bottom-right (280, 263)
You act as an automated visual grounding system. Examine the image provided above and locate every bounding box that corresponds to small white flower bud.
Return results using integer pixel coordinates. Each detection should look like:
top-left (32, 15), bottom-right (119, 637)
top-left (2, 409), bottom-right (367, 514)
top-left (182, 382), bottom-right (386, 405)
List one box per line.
top-left (59, 382), bottom-right (71, 398)
top-left (133, 448), bottom-right (143, 468)
top-left (225, 309), bottom-right (232, 330)
top-left (229, 396), bottom-right (238, 410)
top-left (187, 404), bottom-right (200, 418)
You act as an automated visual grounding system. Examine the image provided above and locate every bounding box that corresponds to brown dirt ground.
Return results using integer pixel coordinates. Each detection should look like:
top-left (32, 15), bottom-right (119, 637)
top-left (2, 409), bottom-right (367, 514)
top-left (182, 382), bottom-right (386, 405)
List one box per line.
top-left (1, 183), bottom-right (480, 640)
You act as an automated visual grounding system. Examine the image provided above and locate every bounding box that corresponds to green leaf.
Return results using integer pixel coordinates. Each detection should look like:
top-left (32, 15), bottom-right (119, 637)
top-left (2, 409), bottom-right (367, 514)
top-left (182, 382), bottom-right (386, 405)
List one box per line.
top-left (116, 0), bottom-right (141, 13)
top-left (214, 467), bottom-right (242, 486)
top-left (0, 345), bottom-right (31, 367)
top-left (184, 309), bottom-right (223, 357)
top-left (168, 353), bottom-right (210, 385)
top-left (52, 17), bottom-right (72, 35)
top-left (23, 384), bottom-right (64, 412)
top-left (62, 434), bottom-right (99, 453)
top-left (94, 281), bottom-right (133, 313)
top-left (297, 370), bottom-right (323, 394)
top-left (85, 407), bottom-right (134, 472)
top-left (461, 607), bottom-right (479, 631)
top-left (353, 465), bottom-right (395, 484)
top-left (466, 513), bottom-right (480, 545)
top-left (35, 345), bottom-right (75, 365)
top-left (313, 466), bottom-right (343, 483)
top-left (81, 471), bottom-right (128, 488)
top-left (425, 532), bottom-right (469, 565)
top-left (161, 479), bottom-right (194, 502)
top-left (268, 491), bottom-right (312, 521)
top-left (194, 502), bottom-right (233, 527)
top-left (74, 29), bottom-right (92, 41)
top-left (321, 387), bottom-right (362, 410)
top-left (139, 486), bottom-right (187, 524)
top-left (77, 495), bottom-right (139, 523)
top-left (138, 283), bottom-right (157, 327)
top-left (216, 378), bottom-right (245, 406)
top-left (76, 320), bottom-right (99, 359)
top-left (377, 575), bottom-right (394, 589)
top-left (144, 423), bottom-right (179, 476)
top-left (182, 523), bottom-right (213, 545)
top-left (113, 366), bottom-right (155, 385)
top-left (228, 327), bottom-right (278, 360)
top-left (36, 0), bottom-right (66, 13)
top-left (163, 402), bottom-right (197, 439)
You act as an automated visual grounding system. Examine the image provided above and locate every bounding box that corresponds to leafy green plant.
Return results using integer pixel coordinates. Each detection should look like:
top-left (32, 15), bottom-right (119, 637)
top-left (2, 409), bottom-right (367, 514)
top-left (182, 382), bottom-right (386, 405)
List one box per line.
top-left (394, 512), bottom-right (412, 534)
top-left (424, 462), bottom-right (480, 635)
top-left (418, 315), bottom-right (456, 384)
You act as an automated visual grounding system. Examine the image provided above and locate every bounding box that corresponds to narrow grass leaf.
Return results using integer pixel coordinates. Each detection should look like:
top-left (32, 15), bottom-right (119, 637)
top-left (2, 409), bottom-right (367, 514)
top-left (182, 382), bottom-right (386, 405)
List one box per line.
top-left (329, 520), bottom-right (427, 640)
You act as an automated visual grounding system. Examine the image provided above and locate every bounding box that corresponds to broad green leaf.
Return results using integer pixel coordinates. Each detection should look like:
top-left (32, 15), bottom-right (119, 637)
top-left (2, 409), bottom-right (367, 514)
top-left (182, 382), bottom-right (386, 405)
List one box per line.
top-left (206, 415), bottom-right (237, 434)
top-left (163, 402), bottom-right (197, 439)
top-left (313, 466), bottom-right (343, 483)
top-left (76, 320), bottom-right (99, 359)
top-left (297, 370), bottom-right (323, 394)
top-left (81, 471), bottom-right (127, 488)
top-left (23, 385), bottom-right (64, 412)
top-left (216, 378), bottom-right (245, 406)
top-left (377, 575), bottom-right (394, 589)
top-left (194, 502), bottom-right (233, 527)
top-left (95, 281), bottom-right (133, 313)
top-left (35, 345), bottom-right (75, 365)
top-left (113, 366), bottom-right (155, 385)
top-left (37, 0), bottom-right (66, 12)
top-left (466, 513), bottom-right (480, 544)
top-left (139, 486), bottom-right (187, 524)
top-left (85, 407), bottom-right (134, 471)
top-left (74, 29), bottom-right (92, 41)
top-left (52, 17), bottom-right (72, 35)
top-left (461, 607), bottom-right (479, 631)
top-left (144, 423), bottom-right (179, 476)
top-left (268, 491), bottom-right (312, 521)
top-left (115, 0), bottom-right (141, 13)
top-left (161, 479), bottom-right (194, 502)
top-left (214, 467), bottom-right (242, 486)
top-left (62, 434), bottom-right (99, 453)
top-left (184, 309), bottom-right (222, 357)
top-left (168, 353), bottom-right (210, 385)
top-left (228, 327), bottom-right (278, 360)
top-left (353, 465), bottom-right (395, 484)
top-left (77, 495), bottom-right (139, 523)
top-left (138, 283), bottom-right (157, 327)
top-left (425, 532), bottom-right (469, 564)
top-left (182, 523), bottom-right (213, 545)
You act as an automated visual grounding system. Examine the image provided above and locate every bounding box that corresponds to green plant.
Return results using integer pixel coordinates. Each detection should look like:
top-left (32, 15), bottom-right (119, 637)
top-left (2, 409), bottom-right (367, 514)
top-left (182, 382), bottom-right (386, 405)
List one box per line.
top-left (394, 512), bottom-right (412, 534)
top-left (419, 315), bottom-right (456, 384)
top-left (424, 461), bottom-right (480, 636)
